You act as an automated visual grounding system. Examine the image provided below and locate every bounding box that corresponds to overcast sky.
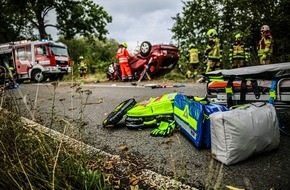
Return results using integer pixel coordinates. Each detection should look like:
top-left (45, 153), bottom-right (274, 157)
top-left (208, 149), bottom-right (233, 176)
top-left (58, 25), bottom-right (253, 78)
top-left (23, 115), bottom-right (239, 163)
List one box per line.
top-left (96, 0), bottom-right (184, 52)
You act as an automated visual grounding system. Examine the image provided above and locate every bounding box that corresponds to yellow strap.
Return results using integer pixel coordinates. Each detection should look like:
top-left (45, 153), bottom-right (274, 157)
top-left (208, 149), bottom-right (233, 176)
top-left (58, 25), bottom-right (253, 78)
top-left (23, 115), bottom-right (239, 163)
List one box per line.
top-left (226, 185), bottom-right (245, 190)
top-left (209, 75), bottom-right (224, 82)
top-left (210, 78), bottom-right (224, 82)
top-left (143, 119), bottom-right (157, 125)
top-left (225, 87), bottom-right (233, 94)
top-left (269, 90), bottom-right (276, 99)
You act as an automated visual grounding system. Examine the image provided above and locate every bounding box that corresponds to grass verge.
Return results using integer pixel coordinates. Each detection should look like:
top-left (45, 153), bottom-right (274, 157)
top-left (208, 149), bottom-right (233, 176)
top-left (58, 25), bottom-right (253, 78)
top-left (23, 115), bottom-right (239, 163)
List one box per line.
top-left (0, 109), bottom-right (112, 190)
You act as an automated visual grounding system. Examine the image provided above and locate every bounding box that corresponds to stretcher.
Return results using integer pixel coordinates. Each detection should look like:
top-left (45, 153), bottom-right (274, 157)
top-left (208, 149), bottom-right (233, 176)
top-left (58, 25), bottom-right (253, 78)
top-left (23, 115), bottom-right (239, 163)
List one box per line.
top-left (204, 62), bottom-right (290, 109)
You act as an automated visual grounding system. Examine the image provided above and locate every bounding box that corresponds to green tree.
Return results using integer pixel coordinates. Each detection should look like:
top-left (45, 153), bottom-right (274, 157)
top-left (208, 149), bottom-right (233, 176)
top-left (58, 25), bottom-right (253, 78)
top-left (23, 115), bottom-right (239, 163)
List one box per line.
top-left (171, 0), bottom-right (290, 67)
top-left (25, 0), bottom-right (55, 39)
top-left (172, 0), bottom-right (222, 49)
top-left (271, 0), bottom-right (290, 62)
top-left (60, 37), bottom-right (118, 74)
top-left (56, 0), bottom-right (112, 40)
top-left (0, 0), bottom-right (112, 42)
top-left (0, 0), bottom-right (31, 43)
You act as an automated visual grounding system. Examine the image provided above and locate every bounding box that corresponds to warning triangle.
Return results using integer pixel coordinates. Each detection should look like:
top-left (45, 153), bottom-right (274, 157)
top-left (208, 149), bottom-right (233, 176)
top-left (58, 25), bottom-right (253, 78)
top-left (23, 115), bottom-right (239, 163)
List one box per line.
top-left (183, 105), bottom-right (189, 118)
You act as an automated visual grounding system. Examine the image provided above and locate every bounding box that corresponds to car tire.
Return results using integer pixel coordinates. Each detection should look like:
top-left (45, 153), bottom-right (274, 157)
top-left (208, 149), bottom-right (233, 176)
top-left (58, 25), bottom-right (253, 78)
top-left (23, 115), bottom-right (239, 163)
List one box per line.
top-left (32, 70), bottom-right (47, 82)
top-left (140, 41), bottom-right (152, 57)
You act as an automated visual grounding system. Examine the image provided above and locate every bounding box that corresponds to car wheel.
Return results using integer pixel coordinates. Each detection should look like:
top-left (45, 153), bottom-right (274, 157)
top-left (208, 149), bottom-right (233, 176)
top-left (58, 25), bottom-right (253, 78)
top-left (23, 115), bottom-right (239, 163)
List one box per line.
top-left (32, 70), bottom-right (47, 82)
top-left (140, 41), bottom-right (152, 57)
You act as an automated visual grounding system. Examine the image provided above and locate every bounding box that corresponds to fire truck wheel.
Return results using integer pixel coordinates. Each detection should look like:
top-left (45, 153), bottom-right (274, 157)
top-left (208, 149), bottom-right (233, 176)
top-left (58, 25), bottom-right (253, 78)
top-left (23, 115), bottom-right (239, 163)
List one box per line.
top-left (32, 70), bottom-right (47, 82)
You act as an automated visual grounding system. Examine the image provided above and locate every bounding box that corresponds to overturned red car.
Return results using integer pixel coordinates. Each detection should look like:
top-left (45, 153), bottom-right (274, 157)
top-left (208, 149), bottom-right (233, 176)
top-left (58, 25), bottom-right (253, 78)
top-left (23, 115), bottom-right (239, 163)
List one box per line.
top-left (107, 41), bottom-right (179, 82)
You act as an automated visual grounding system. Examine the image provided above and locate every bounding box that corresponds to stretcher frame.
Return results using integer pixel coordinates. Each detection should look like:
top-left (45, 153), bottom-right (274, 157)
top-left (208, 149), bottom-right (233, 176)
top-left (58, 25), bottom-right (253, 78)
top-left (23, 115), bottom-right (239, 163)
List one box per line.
top-left (204, 63), bottom-right (290, 135)
top-left (204, 62), bottom-right (290, 110)
top-left (208, 78), bottom-right (290, 108)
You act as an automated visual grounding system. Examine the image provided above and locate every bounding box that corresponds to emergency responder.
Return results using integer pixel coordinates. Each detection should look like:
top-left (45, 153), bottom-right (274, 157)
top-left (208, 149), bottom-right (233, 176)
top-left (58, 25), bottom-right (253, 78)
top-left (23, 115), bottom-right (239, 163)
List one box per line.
top-left (7, 66), bottom-right (17, 88)
top-left (229, 33), bottom-right (250, 68)
top-left (116, 42), bottom-right (133, 82)
top-left (8, 66), bottom-right (15, 77)
top-left (186, 44), bottom-right (200, 78)
top-left (257, 25), bottom-right (273, 64)
top-left (205, 29), bottom-right (221, 72)
top-left (78, 56), bottom-right (87, 79)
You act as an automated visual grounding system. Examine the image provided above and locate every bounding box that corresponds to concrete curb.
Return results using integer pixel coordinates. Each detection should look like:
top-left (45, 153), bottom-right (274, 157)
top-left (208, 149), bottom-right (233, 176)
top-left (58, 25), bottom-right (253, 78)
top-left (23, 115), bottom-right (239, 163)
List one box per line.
top-left (18, 114), bottom-right (197, 189)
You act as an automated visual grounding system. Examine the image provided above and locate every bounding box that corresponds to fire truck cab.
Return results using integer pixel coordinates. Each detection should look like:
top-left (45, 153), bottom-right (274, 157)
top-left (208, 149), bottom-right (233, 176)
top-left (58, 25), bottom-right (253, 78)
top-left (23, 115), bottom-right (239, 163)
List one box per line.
top-left (0, 39), bottom-right (71, 83)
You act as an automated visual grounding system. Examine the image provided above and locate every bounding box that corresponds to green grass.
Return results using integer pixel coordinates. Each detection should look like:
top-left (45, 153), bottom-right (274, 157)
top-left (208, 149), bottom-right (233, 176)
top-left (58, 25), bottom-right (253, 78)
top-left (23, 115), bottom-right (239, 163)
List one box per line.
top-left (62, 67), bottom-right (191, 84)
top-left (0, 110), bottom-right (112, 190)
top-left (62, 72), bottom-right (108, 83)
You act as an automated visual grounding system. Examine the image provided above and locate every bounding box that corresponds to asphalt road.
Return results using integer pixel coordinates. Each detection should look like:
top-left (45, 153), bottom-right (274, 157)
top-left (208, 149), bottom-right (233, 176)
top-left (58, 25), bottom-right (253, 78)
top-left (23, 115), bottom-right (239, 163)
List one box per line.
top-left (7, 81), bottom-right (290, 189)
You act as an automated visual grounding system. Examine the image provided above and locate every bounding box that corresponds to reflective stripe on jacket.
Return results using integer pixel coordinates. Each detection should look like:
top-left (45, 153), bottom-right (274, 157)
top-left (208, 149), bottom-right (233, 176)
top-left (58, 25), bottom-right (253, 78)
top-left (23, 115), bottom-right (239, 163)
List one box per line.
top-left (232, 43), bottom-right (246, 59)
top-left (206, 37), bottom-right (220, 60)
top-left (188, 48), bottom-right (200, 64)
top-left (116, 47), bottom-right (130, 63)
top-left (78, 61), bottom-right (87, 70)
top-left (258, 33), bottom-right (273, 56)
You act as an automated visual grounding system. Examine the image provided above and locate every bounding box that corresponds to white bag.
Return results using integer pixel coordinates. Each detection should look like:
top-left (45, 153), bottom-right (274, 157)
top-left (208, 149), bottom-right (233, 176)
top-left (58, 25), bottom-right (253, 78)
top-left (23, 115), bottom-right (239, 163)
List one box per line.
top-left (210, 102), bottom-right (280, 165)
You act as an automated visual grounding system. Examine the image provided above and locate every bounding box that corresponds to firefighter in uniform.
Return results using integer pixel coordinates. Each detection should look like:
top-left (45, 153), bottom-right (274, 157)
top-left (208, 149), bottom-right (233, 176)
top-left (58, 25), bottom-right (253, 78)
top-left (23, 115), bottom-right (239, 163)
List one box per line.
top-left (257, 25), bottom-right (273, 65)
top-left (229, 33), bottom-right (250, 68)
top-left (116, 42), bottom-right (132, 82)
top-left (205, 29), bottom-right (221, 72)
top-left (78, 56), bottom-right (87, 79)
top-left (7, 66), bottom-right (17, 88)
top-left (186, 44), bottom-right (200, 78)
top-left (8, 66), bottom-right (15, 81)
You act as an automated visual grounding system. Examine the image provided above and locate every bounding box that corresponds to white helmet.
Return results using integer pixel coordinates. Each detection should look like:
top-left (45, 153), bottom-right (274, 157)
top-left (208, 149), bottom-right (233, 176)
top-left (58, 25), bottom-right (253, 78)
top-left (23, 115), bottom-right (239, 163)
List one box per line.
top-left (260, 25), bottom-right (270, 32)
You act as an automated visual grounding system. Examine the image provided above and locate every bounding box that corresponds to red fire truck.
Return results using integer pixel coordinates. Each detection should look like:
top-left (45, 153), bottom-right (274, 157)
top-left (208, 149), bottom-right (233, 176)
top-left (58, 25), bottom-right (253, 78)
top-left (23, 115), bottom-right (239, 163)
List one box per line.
top-left (0, 39), bottom-right (71, 83)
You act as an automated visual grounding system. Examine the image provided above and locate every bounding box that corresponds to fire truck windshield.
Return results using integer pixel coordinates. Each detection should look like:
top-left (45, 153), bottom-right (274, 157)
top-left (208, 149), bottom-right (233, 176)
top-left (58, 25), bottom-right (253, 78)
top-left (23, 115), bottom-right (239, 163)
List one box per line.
top-left (50, 45), bottom-right (69, 56)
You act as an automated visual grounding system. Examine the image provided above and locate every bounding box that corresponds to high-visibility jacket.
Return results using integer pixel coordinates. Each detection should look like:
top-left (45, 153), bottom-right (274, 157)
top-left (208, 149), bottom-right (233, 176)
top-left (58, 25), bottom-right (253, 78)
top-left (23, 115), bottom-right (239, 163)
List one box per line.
top-left (116, 47), bottom-right (130, 64)
top-left (205, 37), bottom-right (220, 60)
top-left (232, 43), bottom-right (245, 58)
top-left (188, 48), bottom-right (200, 64)
top-left (229, 42), bottom-right (249, 61)
top-left (78, 61), bottom-right (87, 71)
top-left (9, 66), bottom-right (15, 72)
top-left (8, 66), bottom-right (16, 77)
top-left (258, 32), bottom-right (273, 57)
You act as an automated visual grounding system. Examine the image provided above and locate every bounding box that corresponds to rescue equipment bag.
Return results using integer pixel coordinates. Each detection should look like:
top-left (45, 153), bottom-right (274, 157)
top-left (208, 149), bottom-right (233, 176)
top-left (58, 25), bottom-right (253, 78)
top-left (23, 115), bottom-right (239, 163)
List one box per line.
top-left (174, 94), bottom-right (204, 148)
top-left (210, 102), bottom-right (280, 165)
top-left (102, 98), bottom-right (137, 127)
top-left (125, 93), bottom-right (177, 129)
top-left (202, 102), bottom-right (228, 148)
top-left (174, 93), bottom-right (228, 148)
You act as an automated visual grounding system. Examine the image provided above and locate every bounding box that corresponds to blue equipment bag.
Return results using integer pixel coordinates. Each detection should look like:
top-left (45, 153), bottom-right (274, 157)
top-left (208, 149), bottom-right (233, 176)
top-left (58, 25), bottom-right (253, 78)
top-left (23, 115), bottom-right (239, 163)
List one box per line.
top-left (174, 93), bottom-right (228, 148)
top-left (174, 93), bottom-right (204, 148)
